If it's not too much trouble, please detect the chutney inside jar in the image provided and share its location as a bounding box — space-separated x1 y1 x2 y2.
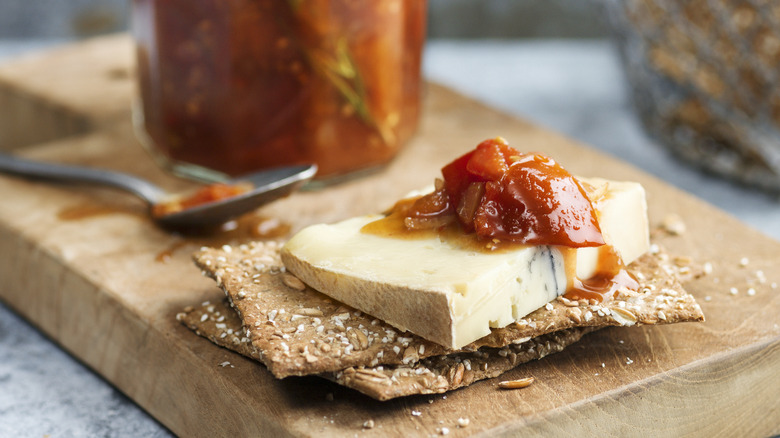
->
132 0 427 182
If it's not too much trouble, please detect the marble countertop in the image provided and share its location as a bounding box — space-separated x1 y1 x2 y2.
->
0 38 777 437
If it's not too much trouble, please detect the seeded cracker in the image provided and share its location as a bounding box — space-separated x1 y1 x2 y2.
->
182 241 703 399
179 299 595 400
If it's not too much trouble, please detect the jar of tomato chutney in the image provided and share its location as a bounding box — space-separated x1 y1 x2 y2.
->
132 0 427 182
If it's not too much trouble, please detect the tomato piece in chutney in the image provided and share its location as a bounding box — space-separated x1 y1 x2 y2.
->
405 137 605 248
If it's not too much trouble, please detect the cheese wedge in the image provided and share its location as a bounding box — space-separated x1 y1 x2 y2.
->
281 178 649 349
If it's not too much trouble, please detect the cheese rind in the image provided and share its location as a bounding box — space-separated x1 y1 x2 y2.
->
281 178 649 349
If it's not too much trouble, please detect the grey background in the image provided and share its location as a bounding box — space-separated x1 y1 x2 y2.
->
0 0 128 38
0 0 608 39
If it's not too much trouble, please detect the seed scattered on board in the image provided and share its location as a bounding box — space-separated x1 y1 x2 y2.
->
498 377 534 389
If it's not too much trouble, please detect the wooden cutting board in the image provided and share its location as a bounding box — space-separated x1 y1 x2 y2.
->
0 36 778 437
0 35 134 152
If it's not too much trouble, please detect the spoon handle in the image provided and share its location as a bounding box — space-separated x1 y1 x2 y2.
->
0 152 166 205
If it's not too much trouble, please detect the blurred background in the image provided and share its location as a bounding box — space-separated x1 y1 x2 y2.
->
13 0 775 218
0 0 623 181
0 0 606 39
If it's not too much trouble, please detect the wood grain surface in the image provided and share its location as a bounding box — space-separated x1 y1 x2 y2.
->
0 34 133 151
0 36 778 437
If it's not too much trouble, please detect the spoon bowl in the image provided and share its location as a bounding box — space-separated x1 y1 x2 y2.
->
155 164 317 231
0 152 316 232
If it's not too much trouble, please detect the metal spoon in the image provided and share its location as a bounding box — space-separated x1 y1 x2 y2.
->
0 152 316 231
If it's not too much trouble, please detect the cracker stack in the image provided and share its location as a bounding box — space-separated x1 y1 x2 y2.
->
177 241 703 400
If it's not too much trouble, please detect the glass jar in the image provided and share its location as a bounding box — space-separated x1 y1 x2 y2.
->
132 0 427 182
